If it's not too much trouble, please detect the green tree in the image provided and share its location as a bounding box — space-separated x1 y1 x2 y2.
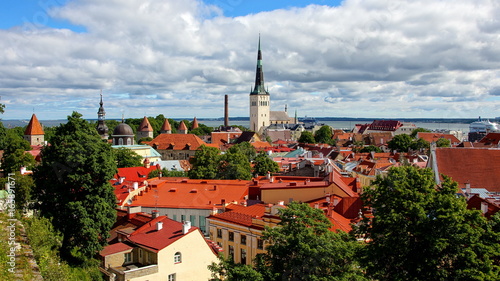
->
219 150 252 180
410 137 430 151
357 166 500 280
112 147 143 168
33 112 117 262
298 131 315 143
228 142 257 162
0 173 34 213
410 127 431 138
190 124 213 136
258 202 366 281
387 134 413 152
314 125 335 145
1 130 35 174
436 138 451 147
188 145 221 179
209 255 263 281
137 137 153 144
359 145 382 153
253 151 279 176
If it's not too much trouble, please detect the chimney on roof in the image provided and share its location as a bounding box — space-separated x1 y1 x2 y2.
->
277 200 284 206
152 210 159 218
224 95 229 127
465 182 471 197
157 221 163 231
133 182 138 190
119 177 125 184
183 220 191 234
314 203 319 209
481 202 488 214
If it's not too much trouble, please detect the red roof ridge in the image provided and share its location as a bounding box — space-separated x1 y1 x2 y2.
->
24 114 44 135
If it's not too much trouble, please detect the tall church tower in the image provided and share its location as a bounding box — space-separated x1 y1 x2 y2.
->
96 92 109 140
249 36 270 133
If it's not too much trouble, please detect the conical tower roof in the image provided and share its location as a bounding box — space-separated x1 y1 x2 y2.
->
24 114 44 135
161 119 172 131
192 117 199 129
138 116 153 132
178 121 188 131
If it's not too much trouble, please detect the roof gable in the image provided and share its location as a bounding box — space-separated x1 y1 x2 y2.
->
138 116 153 132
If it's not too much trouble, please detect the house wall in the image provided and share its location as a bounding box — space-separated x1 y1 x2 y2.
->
24 134 44 146
156 229 217 281
103 250 132 268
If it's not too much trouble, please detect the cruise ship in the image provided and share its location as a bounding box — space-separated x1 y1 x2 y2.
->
469 117 500 133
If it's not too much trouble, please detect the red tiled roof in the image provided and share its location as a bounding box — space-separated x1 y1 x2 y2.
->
146 134 206 150
434 148 500 192
127 216 198 252
161 119 172 131
126 178 250 210
114 166 159 183
99 242 133 257
478 133 500 147
138 116 153 132
24 114 44 135
368 120 402 131
417 132 460 144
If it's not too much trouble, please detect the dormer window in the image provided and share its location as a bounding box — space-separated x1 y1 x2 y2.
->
174 252 182 263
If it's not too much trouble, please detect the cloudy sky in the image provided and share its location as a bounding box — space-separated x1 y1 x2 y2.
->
1 0 499 121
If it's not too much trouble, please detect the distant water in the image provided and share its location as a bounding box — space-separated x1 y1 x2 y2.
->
199 120 471 134
3 119 471 134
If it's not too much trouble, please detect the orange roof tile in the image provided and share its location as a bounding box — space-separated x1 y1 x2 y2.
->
161 119 172 131
99 242 133 257
138 116 153 132
126 178 250 210
24 114 44 135
128 216 199 252
434 147 500 192
146 134 206 150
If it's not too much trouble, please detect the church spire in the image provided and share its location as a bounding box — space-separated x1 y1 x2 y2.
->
250 34 269 95
96 91 109 140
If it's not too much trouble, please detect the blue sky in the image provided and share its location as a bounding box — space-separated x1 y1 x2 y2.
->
0 0 498 120
0 0 341 30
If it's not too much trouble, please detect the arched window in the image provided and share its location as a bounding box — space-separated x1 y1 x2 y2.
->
118 138 124 145
174 252 181 263
126 138 132 145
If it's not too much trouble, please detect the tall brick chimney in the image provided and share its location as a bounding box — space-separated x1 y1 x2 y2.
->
224 94 229 127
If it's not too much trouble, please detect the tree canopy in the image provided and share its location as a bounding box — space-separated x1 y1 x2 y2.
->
188 145 221 179
253 151 280 176
257 202 366 281
356 166 500 280
33 112 117 262
387 134 414 152
112 147 143 168
314 125 335 145
1 130 35 174
298 131 315 144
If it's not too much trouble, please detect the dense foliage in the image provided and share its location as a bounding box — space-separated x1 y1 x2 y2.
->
112 147 143 168
253 151 280 176
298 131 315 143
33 112 117 262
357 166 500 280
314 125 335 145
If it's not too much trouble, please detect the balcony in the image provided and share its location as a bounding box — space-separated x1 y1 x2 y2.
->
101 264 158 281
